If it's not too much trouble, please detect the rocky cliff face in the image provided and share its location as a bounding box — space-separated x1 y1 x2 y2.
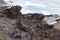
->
0 6 60 40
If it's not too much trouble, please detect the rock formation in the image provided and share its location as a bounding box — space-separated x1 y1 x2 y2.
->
0 5 60 40
3 6 22 19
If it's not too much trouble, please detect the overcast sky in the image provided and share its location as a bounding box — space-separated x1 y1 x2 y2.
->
1 0 60 15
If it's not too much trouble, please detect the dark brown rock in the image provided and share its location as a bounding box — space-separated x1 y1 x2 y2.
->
3 6 22 19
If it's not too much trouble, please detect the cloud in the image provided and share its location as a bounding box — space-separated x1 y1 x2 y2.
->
3 0 60 15
0 0 6 4
8 0 47 8
21 6 42 14
0 0 7 6
21 1 47 8
4 0 14 6
0 0 14 6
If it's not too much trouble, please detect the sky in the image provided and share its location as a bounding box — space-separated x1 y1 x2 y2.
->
0 0 7 6
1 0 60 15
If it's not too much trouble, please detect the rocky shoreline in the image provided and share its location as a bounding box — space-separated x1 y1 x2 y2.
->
0 6 60 40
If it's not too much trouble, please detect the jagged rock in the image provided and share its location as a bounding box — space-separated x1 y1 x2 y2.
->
22 13 45 21
30 13 45 21
3 6 22 19
0 5 60 40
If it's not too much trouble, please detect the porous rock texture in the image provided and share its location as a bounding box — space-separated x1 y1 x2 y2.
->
0 6 60 40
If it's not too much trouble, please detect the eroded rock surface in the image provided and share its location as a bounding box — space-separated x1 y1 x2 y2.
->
0 6 60 40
